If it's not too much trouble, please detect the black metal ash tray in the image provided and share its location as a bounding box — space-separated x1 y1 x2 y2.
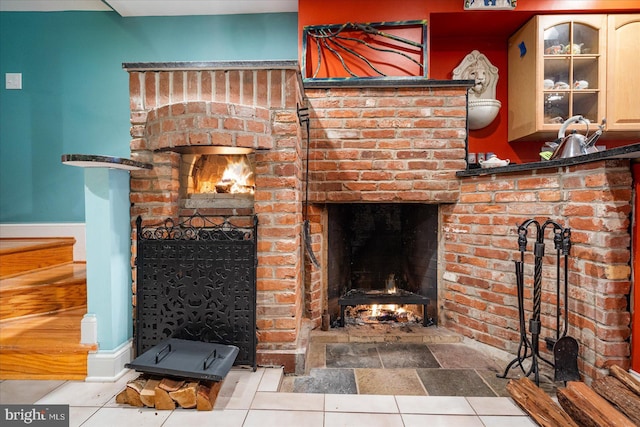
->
126 338 239 382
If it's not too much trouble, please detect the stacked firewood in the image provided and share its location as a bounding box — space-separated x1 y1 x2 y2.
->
116 375 224 411
507 365 640 426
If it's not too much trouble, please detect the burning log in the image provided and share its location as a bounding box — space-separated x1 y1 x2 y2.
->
215 181 233 194
117 375 223 411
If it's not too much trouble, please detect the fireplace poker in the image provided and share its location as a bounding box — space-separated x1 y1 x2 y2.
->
498 227 533 378
297 104 320 268
498 218 555 385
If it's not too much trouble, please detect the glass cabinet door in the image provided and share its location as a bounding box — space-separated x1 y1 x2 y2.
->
543 21 600 125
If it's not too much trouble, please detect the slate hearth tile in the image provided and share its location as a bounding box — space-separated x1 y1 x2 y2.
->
417 369 497 397
476 369 512 397
355 368 427 395
428 343 501 370
376 342 441 368
326 343 382 368
293 368 358 394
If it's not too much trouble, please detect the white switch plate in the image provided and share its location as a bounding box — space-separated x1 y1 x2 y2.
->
6 73 22 90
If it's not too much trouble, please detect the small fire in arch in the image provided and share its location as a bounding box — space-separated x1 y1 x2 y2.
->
192 154 255 195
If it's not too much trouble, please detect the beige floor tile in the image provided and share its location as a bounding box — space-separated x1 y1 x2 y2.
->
325 393 398 413
243 409 324 427
479 415 537 426
395 395 476 415
257 367 283 392
0 380 65 404
250 391 324 411
324 412 404 427
215 368 265 410
35 380 126 407
466 396 525 416
163 408 248 427
401 414 484 427
78 407 171 427
69 407 100 427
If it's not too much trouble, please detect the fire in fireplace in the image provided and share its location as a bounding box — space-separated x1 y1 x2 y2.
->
192 154 255 195
179 147 256 209
327 203 438 326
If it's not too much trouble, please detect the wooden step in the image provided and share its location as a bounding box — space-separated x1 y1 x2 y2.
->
0 307 96 380
0 238 75 278
0 262 87 321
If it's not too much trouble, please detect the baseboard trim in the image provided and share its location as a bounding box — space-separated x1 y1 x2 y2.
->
85 340 133 382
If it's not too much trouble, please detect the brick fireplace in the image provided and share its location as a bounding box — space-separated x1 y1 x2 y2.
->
124 61 469 373
124 61 632 382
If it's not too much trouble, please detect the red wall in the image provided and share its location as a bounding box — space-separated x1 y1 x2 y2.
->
299 0 640 164
633 163 640 373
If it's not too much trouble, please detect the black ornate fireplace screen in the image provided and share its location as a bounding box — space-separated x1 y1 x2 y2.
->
135 214 257 369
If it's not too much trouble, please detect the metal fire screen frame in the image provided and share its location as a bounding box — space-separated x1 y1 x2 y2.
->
302 20 427 81
135 214 258 370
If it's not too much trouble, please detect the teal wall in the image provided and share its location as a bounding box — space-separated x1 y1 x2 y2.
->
0 11 298 223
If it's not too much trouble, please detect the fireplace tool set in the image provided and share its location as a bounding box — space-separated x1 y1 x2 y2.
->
498 218 580 385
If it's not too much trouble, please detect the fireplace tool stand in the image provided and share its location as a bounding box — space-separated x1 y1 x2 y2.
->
498 218 578 385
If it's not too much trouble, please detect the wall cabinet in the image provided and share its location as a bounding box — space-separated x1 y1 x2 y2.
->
508 14 639 142
607 14 640 132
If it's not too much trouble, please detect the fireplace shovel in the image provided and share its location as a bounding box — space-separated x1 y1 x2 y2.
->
553 335 579 382
551 226 580 382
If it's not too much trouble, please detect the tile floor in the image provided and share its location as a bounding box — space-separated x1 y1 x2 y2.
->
0 367 535 427
0 326 541 426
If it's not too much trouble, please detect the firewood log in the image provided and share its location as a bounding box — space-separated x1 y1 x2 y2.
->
557 381 635 427
506 377 578 427
609 364 640 396
125 377 146 407
591 376 640 425
115 389 129 405
158 378 185 392
139 379 160 407
154 386 176 410
169 381 198 409
196 380 223 411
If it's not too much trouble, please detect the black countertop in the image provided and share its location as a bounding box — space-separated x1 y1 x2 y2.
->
457 143 640 177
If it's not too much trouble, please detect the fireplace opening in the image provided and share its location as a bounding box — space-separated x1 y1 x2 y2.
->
179 147 255 209
327 203 438 327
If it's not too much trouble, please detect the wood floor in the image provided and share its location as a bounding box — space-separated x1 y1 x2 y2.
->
0 238 96 380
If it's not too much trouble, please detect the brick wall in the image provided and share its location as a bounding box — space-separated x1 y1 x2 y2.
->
125 63 308 372
306 86 468 203
442 160 632 382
